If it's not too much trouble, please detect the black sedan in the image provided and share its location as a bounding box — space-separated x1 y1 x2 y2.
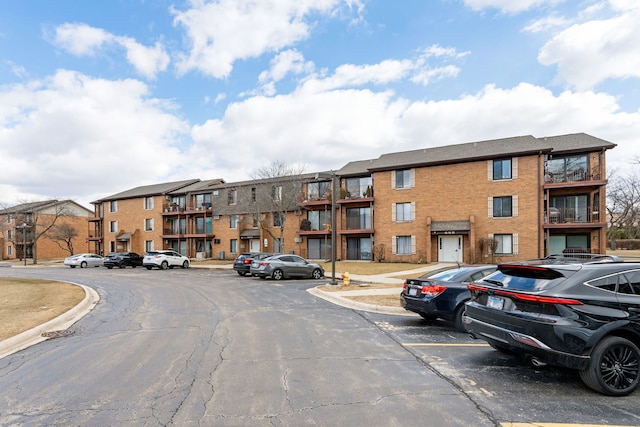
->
401 264 497 331
232 252 272 276
464 255 640 396
103 252 144 269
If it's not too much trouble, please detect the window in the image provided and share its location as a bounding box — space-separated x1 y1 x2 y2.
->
251 187 257 202
346 207 371 229
6 214 11 223
345 177 372 198
493 159 512 180
145 240 154 252
144 218 154 231
394 236 414 255
195 193 211 208
230 215 239 229
308 210 331 230
144 196 154 210
274 212 284 227
110 201 118 212
7 230 11 240
7 246 12 256
253 214 260 227
109 221 118 233
493 234 513 255
228 189 237 205
394 169 413 189
393 202 414 222
545 154 589 182
272 185 282 202
230 239 238 253
308 181 331 200
492 196 513 217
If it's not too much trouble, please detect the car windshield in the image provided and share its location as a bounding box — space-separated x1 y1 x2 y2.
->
480 265 569 291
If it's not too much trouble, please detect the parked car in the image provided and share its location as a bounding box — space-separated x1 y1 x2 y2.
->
233 252 272 276
143 250 190 270
250 254 324 280
64 253 104 268
401 264 497 331
464 254 640 396
103 252 143 269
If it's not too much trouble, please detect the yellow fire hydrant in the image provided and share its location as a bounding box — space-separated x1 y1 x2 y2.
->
342 271 350 286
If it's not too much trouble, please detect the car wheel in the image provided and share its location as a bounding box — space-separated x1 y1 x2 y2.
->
419 313 437 321
272 269 284 280
118 263 125 268
259 275 266 279
161 261 169 270
579 336 640 396
311 268 323 280
80 261 87 268
69 265 76 268
107 266 113 269
453 305 467 332
237 271 246 276
145 266 153 270
182 261 189 269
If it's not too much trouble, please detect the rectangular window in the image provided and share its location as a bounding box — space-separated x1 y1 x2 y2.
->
346 207 371 229
308 210 331 230
144 218 154 231
253 214 260 227
395 169 411 189
144 196 154 210
307 181 331 200
228 189 237 205
230 239 238 253
494 234 513 255
274 212 284 227
251 187 257 202
109 221 118 233
395 202 413 222
6 214 12 223
396 236 412 255
345 177 372 198
493 196 513 217
7 246 12 256
230 215 239 229
493 159 512 180
272 185 282 202
7 230 12 240
546 154 589 182
110 201 118 212
145 240 154 252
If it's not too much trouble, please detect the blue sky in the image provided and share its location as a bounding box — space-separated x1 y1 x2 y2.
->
1 0 639 208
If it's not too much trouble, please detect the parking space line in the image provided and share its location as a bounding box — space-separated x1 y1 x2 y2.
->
402 343 490 347
501 424 636 427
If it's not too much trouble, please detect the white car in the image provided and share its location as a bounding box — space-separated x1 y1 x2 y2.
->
143 250 190 270
64 253 104 268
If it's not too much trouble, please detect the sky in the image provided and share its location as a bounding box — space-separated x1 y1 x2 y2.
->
0 0 639 210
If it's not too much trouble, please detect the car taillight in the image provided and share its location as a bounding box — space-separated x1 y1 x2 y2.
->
420 285 447 296
467 284 582 305
244 258 252 264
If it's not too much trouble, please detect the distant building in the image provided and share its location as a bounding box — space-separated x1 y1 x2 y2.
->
0 200 93 261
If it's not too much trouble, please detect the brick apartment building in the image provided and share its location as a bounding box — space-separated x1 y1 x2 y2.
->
88 133 615 264
0 200 93 261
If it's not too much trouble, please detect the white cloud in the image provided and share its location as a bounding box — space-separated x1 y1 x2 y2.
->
538 6 640 90
462 0 564 14
0 70 188 207
258 49 314 83
50 23 169 79
171 0 362 78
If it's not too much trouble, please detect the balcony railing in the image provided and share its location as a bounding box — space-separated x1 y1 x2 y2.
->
544 167 602 184
545 207 601 224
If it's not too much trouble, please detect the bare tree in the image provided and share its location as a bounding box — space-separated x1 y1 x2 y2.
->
244 161 306 254
47 222 79 256
606 167 640 246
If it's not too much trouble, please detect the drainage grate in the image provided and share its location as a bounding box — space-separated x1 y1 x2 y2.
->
41 330 74 339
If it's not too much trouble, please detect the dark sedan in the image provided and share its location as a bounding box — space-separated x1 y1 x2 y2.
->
401 264 497 331
232 252 272 276
464 255 640 396
103 252 144 269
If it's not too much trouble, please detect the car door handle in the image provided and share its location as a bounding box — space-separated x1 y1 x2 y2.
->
628 307 640 313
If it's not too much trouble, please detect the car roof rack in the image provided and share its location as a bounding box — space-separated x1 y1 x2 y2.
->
542 253 624 264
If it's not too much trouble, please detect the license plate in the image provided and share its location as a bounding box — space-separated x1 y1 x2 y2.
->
409 288 418 296
487 296 505 310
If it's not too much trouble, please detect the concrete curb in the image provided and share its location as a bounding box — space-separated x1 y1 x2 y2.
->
307 286 419 317
0 283 100 359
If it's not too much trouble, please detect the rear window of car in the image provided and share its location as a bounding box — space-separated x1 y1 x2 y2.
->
480 264 570 291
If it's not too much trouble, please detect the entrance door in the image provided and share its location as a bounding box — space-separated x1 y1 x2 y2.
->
438 235 462 263
249 239 260 252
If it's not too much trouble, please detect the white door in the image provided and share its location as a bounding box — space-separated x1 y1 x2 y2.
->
249 239 260 252
439 235 463 263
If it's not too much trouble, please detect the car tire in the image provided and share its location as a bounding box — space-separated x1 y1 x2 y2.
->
272 269 284 280
182 261 189 269
237 271 246 276
145 266 153 270
453 305 467 332
80 261 87 268
118 263 125 268
579 336 640 396
311 268 323 280
161 261 169 270
419 313 437 321
106 265 113 269
69 265 76 268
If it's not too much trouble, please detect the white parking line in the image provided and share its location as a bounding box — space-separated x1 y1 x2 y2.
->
501 424 637 427
403 343 490 347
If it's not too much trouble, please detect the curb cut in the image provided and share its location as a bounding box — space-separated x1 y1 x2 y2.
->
307 286 418 317
0 283 100 359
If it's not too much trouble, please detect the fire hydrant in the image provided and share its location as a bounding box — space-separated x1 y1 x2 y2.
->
342 271 350 286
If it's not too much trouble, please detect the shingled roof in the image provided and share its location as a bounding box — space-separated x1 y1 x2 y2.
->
94 179 201 202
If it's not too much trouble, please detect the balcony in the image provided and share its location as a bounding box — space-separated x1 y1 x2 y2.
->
544 166 603 185
544 207 603 226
